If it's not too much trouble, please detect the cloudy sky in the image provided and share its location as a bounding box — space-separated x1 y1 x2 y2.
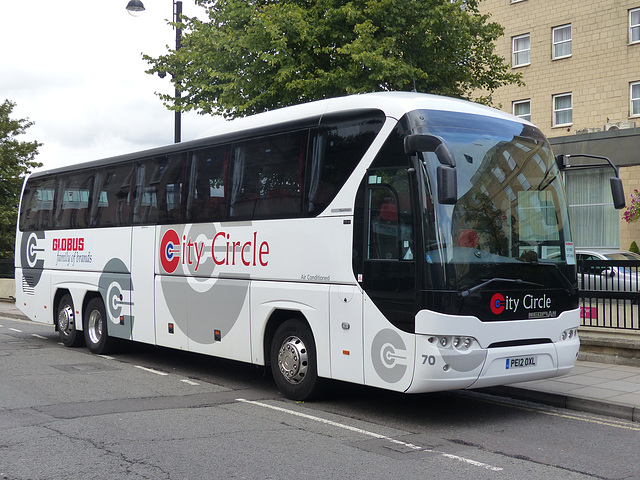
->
2 1 222 171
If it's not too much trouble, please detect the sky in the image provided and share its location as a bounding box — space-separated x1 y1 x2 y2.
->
1 1 223 171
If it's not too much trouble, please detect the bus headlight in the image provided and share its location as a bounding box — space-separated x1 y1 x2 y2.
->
560 328 579 342
429 335 477 350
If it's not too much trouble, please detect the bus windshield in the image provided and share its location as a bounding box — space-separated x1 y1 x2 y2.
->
415 112 574 293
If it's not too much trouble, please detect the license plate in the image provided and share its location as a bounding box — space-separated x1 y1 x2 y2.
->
505 356 537 370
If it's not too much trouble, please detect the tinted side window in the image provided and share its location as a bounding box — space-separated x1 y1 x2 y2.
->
19 177 55 231
53 171 94 229
307 110 385 215
188 146 229 223
91 163 134 227
230 131 307 219
133 155 187 225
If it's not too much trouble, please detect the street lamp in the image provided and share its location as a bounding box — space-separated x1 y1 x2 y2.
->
126 0 183 143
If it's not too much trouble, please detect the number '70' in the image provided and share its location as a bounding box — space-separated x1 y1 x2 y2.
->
422 355 436 365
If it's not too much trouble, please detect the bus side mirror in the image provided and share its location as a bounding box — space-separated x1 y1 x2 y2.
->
405 134 458 203
437 166 457 204
404 134 456 167
610 177 625 209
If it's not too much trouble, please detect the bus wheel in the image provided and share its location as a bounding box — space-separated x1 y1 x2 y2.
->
270 320 321 401
84 297 116 355
57 294 83 347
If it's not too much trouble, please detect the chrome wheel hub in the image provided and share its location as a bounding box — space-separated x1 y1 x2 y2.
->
277 335 308 384
58 305 74 334
87 310 103 345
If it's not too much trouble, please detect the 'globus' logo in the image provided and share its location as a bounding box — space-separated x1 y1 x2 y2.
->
160 229 180 273
490 293 505 315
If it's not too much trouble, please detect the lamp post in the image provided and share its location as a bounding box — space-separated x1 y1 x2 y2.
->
126 0 183 143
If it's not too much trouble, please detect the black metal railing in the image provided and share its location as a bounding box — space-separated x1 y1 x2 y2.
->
0 259 14 279
579 259 640 330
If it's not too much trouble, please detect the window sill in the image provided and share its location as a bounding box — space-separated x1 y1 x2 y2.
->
552 55 572 61
512 63 530 69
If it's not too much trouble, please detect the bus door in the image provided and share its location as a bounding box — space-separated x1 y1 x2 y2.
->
361 167 418 390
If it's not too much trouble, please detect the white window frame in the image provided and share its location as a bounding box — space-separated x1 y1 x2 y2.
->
553 93 573 127
513 99 531 122
631 82 640 117
512 34 531 67
630 8 640 44
552 24 572 59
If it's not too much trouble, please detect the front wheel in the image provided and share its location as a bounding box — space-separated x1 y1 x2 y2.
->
270 320 321 401
84 297 117 354
57 294 84 347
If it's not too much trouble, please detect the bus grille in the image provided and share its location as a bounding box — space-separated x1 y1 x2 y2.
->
488 338 552 348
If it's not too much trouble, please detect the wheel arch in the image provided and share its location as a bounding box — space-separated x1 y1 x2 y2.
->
263 309 313 367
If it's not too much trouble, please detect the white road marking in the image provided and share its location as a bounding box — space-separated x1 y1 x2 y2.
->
9 328 22 333
236 398 503 471
31 334 47 339
135 365 169 376
181 379 200 386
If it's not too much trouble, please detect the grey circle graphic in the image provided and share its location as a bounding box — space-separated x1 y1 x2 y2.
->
371 329 408 384
20 231 45 287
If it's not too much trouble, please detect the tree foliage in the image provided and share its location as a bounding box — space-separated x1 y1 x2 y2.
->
144 0 521 118
0 100 42 258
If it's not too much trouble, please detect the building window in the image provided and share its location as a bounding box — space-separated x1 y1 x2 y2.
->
631 82 640 116
565 168 620 249
553 93 573 126
631 8 640 43
512 34 530 67
513 100 531 122
552 24 572 59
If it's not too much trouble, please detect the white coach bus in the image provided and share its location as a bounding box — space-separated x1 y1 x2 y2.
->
15 92 597 400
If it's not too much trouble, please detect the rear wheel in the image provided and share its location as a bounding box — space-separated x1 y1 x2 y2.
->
84 297 117 354
57 294 84 347
270 319 321 401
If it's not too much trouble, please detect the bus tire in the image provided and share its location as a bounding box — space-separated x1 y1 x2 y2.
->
84 297 116 355
270 319 321 401
57 294 84 347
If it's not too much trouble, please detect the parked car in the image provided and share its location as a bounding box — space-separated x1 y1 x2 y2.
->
576 249 640 292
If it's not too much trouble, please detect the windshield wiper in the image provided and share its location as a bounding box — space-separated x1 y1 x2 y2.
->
459 278 544 298
534 260 578 296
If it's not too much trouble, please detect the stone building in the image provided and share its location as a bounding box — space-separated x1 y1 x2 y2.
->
477 0 640 250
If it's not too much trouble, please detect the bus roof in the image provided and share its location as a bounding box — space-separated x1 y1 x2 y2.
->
29 92 530 178
196 91 525 138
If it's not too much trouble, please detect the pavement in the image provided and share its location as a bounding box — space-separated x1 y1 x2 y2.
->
3 300 640 422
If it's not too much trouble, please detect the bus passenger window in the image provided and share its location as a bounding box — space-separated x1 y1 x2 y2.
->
54 173 93 229
188 146 228 223
308 111 385 216
19 177 55 231
230 131 306 219
133 155 187 225
91 163 133 227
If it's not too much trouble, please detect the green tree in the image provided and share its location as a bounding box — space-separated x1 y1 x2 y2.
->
144 0 521 118
0 100 42 258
